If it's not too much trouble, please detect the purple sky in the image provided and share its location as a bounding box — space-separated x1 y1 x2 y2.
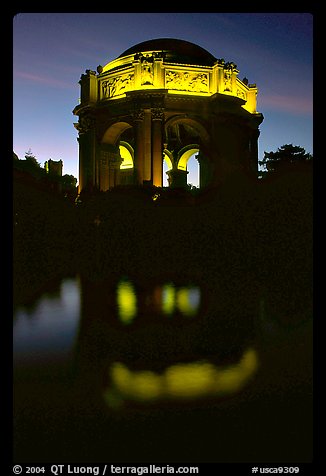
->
13 13 313 183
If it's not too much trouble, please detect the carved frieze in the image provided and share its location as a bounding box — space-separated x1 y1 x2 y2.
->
165 70 208 93
102 72 134 98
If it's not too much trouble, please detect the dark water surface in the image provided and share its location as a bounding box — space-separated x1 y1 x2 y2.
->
13 171 313 463
13 273 312 463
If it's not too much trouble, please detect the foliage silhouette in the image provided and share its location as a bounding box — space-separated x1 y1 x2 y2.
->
13 150 78 197
259 143 313 176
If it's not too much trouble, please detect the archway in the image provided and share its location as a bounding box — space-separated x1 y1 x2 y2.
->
186 153 200 188
119 142 134 186
119 143 134 169
101 121 132 145
178 146 200 188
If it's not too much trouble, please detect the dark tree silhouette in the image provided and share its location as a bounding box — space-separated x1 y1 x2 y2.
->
13 150 78 196
24 148 41 167
259 144 312 176
13 149 46 179
61 174 77 189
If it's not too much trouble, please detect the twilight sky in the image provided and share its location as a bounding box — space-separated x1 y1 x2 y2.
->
13 12 313 182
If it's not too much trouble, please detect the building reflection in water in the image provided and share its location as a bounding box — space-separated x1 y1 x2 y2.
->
162 283 201 317
116 278 201 324
80 276 259 408
13 271 312 462
116 278 137 324
13 277 80 362
104 348 258 407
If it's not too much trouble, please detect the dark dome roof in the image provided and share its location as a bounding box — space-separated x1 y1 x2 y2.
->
119 38 217 66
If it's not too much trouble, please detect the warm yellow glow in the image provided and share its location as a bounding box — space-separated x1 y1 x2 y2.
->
162 284 200 316
116 280 200 322
119 145 134 169
162 283 176 315
97 50 259 113
112 364 163 401
102 55 135 73
104 348 259 405
165 361 216 398
167 90 209 97
178 149 199 171
116 279 137 324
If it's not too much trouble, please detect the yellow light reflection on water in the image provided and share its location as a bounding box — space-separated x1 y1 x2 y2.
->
111 363 163 401
116 279 137 324
116 280 200 324
176 287 200 317
104 348 258 405
165 361 215 398
162 284 200 317
162 283 176 315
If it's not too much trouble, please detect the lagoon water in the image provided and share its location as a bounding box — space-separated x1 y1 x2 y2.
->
13 273 312 463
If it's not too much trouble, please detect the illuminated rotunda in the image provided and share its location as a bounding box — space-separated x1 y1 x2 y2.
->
73 38 263 192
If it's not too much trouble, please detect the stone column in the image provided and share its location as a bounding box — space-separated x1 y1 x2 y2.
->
195 149 212 188
248 129 260 175
143 109 152 183
152 108 164 187
108 151 122 188
196 151 204 188
133 109 145 185
74 115 96 193
98 147 122 191
99 155 109 191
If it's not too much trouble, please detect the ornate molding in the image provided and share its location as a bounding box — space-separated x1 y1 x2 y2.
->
151 108 164 121
75 115 96 134
132 108 145 122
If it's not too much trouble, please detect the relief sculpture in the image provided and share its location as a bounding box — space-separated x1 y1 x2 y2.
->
102 73 134 98
141 55 154 85
237 89 247 100
224 70 232 92
165 70 208 93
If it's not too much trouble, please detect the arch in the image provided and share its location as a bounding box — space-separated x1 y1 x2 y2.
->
163 150 174 187
165 115 210 146
186 154 200 188
119 142 134 169
101 121 132 145
177 145 200 188
177 145 200 171
163 149 173 170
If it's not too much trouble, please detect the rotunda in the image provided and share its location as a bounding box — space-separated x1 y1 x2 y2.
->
73 38 263 192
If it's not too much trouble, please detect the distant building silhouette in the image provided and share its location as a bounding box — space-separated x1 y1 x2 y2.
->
44 159 63 176
73 38 263 193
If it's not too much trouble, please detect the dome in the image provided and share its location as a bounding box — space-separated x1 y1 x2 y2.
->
119 38 217 66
